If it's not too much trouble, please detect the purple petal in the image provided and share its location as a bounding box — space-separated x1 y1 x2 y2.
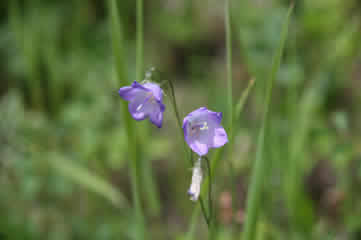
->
207 111 222 125
189 140 209 156
183 107 228 156
149 104 164 128
128 97 148 121
182 107 207 129
212 127 228 147
188 107 208 118
118 81 165 127
143 82 163 101
118 86 139 101
131 81 150 91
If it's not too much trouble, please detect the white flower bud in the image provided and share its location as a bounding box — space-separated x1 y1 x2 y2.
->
187 158 203 201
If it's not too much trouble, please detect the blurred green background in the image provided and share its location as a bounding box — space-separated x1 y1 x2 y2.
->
1 0 361 239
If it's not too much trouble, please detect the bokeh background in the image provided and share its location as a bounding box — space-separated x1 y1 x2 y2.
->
1 0 361 239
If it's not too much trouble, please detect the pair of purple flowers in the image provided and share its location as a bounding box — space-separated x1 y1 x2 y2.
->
119 80 228 200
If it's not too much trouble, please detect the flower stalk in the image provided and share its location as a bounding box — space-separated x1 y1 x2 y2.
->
165 78 211 227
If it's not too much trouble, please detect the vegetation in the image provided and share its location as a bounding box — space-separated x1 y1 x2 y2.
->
1 0 361 239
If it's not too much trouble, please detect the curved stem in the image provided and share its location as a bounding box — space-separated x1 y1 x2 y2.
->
200 198 210 226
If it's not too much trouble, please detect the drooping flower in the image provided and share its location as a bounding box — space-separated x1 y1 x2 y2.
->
188 157 203 201
183 107 228 156
118 81 165 128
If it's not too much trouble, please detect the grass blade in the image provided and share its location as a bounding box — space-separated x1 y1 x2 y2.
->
107 0 145 239
49 153 128 209
136 0 144 82
241 5 293 240
235 78 255 122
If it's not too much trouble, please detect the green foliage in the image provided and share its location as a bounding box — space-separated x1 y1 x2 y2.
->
1 0 361 239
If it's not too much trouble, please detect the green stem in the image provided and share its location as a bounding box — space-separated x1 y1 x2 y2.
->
205 156 213 224
108 1 145 239
225 0 238 229
225 0 233 132
136 0 161 218
136 0 144 82
200 197 210 226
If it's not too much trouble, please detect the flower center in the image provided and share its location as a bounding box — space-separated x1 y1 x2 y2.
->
190 121 208 137
136 92 155 111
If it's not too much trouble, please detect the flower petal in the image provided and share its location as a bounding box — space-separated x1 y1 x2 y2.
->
207 111 223 125
189 140 209 156
118 86 139 101
149 105 164 128
183 107 228 156
131 81 149 91
212 127 228 148
128 93 149 121
118 81 165 127
143 82 163 101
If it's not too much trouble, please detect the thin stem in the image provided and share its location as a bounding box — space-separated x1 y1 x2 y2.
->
200 198 210 226
167 78 183 133
136 0 144 82
225 0 237 229
225 0 233 131
205 156 213 224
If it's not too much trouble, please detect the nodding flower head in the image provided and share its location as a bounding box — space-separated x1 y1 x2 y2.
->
118 81 165 128
183 107 228 156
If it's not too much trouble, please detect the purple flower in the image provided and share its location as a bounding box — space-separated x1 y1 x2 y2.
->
118 81 165 128
183 107 228 156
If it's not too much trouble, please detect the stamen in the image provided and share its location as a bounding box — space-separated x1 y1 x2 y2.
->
136 104 143 111
200 122 208 131
137 92 155 112
189 121 208 137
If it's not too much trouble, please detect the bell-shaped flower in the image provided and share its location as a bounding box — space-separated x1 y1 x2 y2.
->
118 81 165 128
183 107 228 156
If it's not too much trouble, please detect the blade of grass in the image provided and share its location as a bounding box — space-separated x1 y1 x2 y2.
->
224 0 234 232
136 0 144 82
285 77 324 236
141 151 161 217
42 36 61 116
107 0 145 239
235 78 255 122
48 153 128 209
135 0 161 218
9 0 43 110
241 5 293 240
226 0 233 133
